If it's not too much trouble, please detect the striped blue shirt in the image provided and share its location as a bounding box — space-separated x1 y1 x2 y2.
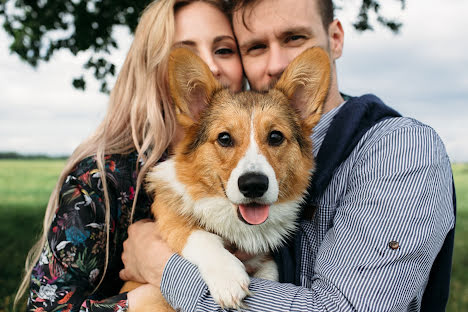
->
160 101 455 311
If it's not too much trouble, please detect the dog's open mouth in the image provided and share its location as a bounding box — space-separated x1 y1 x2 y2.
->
237 203 270 225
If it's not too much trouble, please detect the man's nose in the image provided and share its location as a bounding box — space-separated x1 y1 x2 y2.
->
266 46 288 80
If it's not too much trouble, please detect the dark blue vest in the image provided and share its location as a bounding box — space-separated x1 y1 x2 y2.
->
273 94 456 311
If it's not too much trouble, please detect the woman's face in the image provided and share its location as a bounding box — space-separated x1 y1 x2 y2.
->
174 1 244 92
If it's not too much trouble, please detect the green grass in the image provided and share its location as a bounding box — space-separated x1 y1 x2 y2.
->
447 163 468 311
0 159 66 211
0 159 466 311
0 159 65 311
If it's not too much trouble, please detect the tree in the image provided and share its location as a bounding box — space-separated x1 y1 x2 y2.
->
0 0 405 93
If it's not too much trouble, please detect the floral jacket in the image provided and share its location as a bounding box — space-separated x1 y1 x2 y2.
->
28 152 156 312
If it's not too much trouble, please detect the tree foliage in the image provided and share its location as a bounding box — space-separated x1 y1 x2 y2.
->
350 0 405 33
0 0 405 93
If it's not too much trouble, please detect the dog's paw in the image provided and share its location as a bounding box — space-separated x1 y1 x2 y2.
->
200 254 251 309
182 230 251 309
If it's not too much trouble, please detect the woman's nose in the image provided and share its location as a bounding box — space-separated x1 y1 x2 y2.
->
200 51 221 78
208 61 220 77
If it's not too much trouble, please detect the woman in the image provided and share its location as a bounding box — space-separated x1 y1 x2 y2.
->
16 0 243 310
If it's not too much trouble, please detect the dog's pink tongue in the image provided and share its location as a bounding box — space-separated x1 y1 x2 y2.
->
238 204 270 225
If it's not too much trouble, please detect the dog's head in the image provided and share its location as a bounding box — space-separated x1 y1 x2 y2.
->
166 47 330 252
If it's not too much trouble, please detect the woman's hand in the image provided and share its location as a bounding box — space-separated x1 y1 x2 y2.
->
119 219 175 287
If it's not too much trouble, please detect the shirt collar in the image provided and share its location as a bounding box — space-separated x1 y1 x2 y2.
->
311 101 346 157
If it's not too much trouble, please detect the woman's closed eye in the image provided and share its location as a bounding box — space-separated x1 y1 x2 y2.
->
215 47 235 56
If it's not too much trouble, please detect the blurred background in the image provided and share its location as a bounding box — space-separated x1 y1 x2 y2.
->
0 0 466 310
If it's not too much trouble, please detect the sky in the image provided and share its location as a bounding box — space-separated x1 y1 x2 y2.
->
0 0 467 162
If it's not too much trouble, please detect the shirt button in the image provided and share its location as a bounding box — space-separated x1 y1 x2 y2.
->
389 241 399 250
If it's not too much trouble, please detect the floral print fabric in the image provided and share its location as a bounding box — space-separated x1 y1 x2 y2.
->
28 152 154 311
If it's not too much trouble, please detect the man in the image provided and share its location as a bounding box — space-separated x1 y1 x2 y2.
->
121 0 455 310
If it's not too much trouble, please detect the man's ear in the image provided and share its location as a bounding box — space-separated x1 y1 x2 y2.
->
274 47 331 131
168 48 222 128
328 19 344 61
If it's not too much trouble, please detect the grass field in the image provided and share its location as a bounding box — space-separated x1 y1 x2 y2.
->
0 159 66 311
449 162 468 311
0 159 467 311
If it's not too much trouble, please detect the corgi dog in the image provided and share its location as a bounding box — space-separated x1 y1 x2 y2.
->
121 47 331 311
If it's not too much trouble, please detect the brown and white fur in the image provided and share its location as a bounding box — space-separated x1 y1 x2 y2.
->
121 47 331 311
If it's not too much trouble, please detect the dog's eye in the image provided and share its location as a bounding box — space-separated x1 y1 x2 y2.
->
268 131 284 146
217 132 233 147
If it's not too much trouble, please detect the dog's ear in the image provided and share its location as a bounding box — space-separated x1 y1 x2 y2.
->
168 48 222 128
274 47 331 131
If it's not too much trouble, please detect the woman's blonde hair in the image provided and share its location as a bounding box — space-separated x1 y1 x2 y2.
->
15 0 230 305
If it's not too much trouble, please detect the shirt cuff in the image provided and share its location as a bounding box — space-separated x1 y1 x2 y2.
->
160 254 208 311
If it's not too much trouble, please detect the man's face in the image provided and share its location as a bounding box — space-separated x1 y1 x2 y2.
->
233 0 341 91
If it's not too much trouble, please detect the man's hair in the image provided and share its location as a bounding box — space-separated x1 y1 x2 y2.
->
230 0 334 31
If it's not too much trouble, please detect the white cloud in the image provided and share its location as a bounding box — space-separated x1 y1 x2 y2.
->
336 0 468 162
0 25 132 156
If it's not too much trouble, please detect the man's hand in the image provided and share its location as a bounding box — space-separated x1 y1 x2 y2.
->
119 219 175 287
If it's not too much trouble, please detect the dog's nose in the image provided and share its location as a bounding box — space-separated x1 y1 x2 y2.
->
238 173 269 198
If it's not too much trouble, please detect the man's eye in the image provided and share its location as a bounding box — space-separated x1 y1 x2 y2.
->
286 35 306 43
247 44 266 53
